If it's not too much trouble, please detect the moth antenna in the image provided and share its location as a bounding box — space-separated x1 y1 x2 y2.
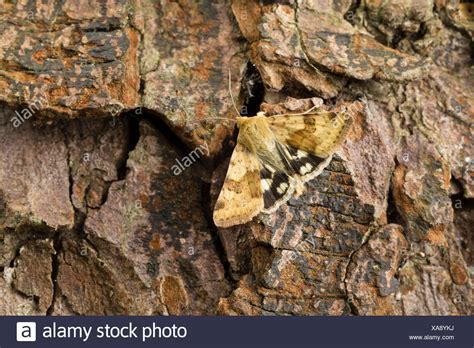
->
184 117 237 126
271 104 320 117
228 69 241 117
182 70 241 127
297 104 319 115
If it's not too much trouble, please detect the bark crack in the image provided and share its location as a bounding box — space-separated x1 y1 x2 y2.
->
45 124 76 315
45 232 61 315
342 224 377 315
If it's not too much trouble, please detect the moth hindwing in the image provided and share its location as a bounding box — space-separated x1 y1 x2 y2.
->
213 109 352 228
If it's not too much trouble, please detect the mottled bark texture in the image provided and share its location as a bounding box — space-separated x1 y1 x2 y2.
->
0 0 471 315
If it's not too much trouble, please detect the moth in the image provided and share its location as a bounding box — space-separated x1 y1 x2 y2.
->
213 106 354 228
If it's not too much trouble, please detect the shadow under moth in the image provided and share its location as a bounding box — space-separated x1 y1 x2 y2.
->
213 105 357 228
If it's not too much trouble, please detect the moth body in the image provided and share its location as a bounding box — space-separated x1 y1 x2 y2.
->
236 113 285 172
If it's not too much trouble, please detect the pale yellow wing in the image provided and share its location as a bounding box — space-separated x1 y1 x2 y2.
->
267 111 352 158
213 142 264 228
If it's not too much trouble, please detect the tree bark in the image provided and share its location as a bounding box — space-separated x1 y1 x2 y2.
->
0 0 471 315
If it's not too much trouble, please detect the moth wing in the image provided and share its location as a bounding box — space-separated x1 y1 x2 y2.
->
259 161 297 213
268 112 352 182
268 111 352 158
274 141 333 183
213 142 264 228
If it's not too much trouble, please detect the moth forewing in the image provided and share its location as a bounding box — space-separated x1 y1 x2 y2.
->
213 139 264 228
268 111 353 158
